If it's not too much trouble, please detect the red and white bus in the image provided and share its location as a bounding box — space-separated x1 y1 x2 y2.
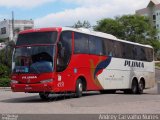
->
11 27 155 100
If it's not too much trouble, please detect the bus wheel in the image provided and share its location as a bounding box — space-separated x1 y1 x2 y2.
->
39 92 50 100
138 80 145 94
75 79 83 98
130 79 138 94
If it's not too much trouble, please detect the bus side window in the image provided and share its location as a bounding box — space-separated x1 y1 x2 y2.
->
140 47 147 61
136 46 147 61
104 39 114 57
57 31 72 72
114 41 123 58
146 48 153 62
89 35 105 56
132 45 137 60
74 32 89 54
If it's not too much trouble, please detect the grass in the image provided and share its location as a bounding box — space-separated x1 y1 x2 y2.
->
0 78 10 87
156 62 160 68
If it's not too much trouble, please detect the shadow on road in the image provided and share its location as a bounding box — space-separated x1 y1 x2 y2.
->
0 92 100 103
0 90 158 103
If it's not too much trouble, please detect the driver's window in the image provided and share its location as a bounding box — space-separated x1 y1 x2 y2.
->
57 31 72 72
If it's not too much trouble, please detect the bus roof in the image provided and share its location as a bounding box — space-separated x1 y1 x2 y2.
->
19 27 153 49
62 27 153 49
19 27 62 34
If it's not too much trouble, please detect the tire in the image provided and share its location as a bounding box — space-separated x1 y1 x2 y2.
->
100 90 116 94
39 92 50 100
75 79 83 98
130 80 138 94
138 80 145 94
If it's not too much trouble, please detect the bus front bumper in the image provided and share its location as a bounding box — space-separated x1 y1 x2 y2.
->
11 83 55 92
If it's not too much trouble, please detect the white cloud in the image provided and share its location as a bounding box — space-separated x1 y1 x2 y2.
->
35 6 109 27
35 0 151 27
0 0 55 8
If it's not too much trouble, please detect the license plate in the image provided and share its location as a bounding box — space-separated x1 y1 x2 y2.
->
25 87 32 90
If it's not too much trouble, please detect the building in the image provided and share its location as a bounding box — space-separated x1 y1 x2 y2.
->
0 19 34 42
136 0 160 39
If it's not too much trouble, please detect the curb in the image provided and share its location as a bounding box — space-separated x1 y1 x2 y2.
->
155 61 160 63
157 81 160 94
0 87 11 90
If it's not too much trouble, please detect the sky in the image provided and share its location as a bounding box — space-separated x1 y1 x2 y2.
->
0 0 154 28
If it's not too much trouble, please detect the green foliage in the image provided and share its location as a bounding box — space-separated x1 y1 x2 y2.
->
147 40 160 53
0 40 15 79
0 64 10 78
94 15 160 59
94 18 125 39
95 15 157 41
0 78 10 87
0 46 13 67
116 15 157 42
156 62 160 67
73 20 91 28
0 39 6 43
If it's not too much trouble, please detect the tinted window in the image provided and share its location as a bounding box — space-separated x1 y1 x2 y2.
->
145 48 153 62
12 46 55 74
89 36 105 55
16 32 58 46
57 31 72 72
74 32 89 54
124 43 134 59
104 39 153 62
104 39 115 56
60 31 72 55
74 33 153 62
114 41 123 58
135 46 146 61
140 47 147 61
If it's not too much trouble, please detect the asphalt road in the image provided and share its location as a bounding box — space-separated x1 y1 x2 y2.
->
0 69 160 114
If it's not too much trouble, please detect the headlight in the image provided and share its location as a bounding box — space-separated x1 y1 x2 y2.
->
11 80 18 84
40 79 53 83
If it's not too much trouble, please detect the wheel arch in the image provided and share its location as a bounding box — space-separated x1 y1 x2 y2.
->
74 75 87 91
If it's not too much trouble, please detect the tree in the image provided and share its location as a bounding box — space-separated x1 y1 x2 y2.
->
94 18 125 39
0 39 5 43
95 15 157 42
94 15 160 58
0 40 15 78
73 20 91 28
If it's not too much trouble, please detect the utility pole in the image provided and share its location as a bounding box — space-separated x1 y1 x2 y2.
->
5 11 15 64
12 11 15 40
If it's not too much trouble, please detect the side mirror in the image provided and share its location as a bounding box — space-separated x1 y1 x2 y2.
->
57 42 65 58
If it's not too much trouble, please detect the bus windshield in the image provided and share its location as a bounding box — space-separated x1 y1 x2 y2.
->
12 46 55 74
16 32 58 46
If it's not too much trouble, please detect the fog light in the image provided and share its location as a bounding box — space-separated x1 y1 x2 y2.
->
11 80 18 84
40 79 53 83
